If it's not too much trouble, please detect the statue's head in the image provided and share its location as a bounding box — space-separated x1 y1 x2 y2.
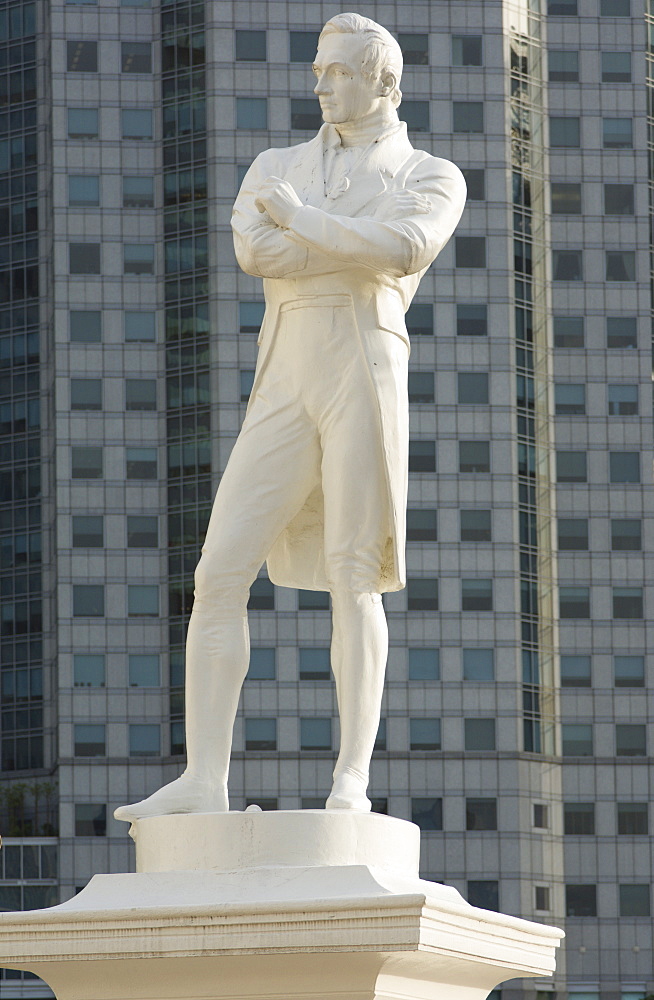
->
313 13 403 125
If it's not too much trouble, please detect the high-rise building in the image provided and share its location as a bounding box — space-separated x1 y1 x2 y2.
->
0 1 651 998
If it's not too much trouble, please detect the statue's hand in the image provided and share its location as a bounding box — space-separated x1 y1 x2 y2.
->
379 191 433 220
255 176 304 228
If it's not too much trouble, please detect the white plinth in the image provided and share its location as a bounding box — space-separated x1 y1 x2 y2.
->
0 811 563 1000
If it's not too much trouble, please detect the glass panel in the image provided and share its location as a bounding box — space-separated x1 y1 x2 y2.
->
299 648 330 680
70 310 101 342
125 311 156 341
244 718 277 750
399 33 429 65
129 724 160 756
452 101 483 133
248 648 276 680
127 585 159 616
452 35 482 66
289 31 319 63
463 649 494 681
74 654 105 687
560 654 591 686
235 30 266 61
408 648 439 681
129 654 160 687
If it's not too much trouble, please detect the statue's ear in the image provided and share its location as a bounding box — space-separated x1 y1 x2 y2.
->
379 70 396 97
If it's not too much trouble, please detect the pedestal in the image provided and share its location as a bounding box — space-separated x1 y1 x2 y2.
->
0 810 563 1000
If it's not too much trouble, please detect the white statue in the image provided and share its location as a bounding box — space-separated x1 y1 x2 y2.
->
115 12 466 823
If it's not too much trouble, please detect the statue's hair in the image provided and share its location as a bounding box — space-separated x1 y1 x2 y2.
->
319 13 403 107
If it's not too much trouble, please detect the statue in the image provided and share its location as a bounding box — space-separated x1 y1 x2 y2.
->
115 12 466 823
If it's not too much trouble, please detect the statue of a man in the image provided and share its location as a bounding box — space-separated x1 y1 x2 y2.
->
115 12 465 823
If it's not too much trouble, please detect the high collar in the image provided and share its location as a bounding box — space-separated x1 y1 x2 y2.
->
325 108 402 149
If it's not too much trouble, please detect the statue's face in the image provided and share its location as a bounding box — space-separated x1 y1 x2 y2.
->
313 32 384 124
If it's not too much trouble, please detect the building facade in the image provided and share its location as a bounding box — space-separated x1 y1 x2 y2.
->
0 1 651 998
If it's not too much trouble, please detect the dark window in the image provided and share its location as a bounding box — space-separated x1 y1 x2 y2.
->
606 251 635 282
548 0 578 12
245 718 277 750
121 42 152 72
463 648 494 681
553 316 584 348
617 802 648 835
121 109 153 139
551 182 581 214
459 441 490 473
411 797 442 831
604 183 634 215
533 804 549 828
453 101 484 133
75 804 106 837
408 371 434 403
609 451 640 483
460 509 491 542
248 578 274 610
467 881 499 911
236 98 267 130
407 578 438 611
290 98 321 131
68 107 99 138
74 654 105 687
564 802 595 834
566 884 596 917
452 35 482 66
562 723 593 756
559 586 590 619
300 717 331 750
461 169 485 200
123 176 154 208
600 0 630 13
124 244 154 275
555 383 585 414
408 648 440 681
616 724 646 756
126 447 157 479
466 798 497 831
299 648 330 680
235 29 266 61
409 718 441 750
125 378 156 411
457 304 487 336
298 590 329 610
558 518 588 550
245 798 278 811
74 724 105 756
248 648 276 680
560 654 591 687
611 519 641 550
457 372 488 404
405 302 433 336
70 243 100 274
461 578 492 611
129 724 160 756
464 718 496 750
239 301 265 333
371 797 388 814
71 446 103 479
548 49 579 81
409 440 435 472
406 508 437 541
71 378 102 411
69 175 99 207
550 116 580 147
72 515 103 548
603 118 632 148
400 101 430 132
601 51 631 82
289 31 319 63
399 33 429 65
376 716 387 751
239 370 254 401
613 587 643 619
70 310 101 343
552 250 582 281
535 887 551 911
619 885 650 917
125 311 156 342
128 585 158 617
556 450 587 483
129 654 159 686
127 515 158 548
614 655 644 687
67 40 97 72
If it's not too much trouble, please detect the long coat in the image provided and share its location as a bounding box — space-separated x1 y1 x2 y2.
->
231 120 466 593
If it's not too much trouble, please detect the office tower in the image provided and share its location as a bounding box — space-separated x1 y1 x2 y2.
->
0 2 651 999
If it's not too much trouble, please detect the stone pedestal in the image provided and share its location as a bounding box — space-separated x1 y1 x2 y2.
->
0 811 563 1000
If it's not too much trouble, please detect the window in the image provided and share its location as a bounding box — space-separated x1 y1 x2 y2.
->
558 519 588 551
461 579 493 612
68 107 99 139
298 590 329 610
553 316 584 348
562 723 593 756
74 723 105 756
556 450 586 483
466 798 497 831
560 655 591 687
548 0 578 11
614 655 644 687
235 29 266 61
566 884 596 916
601 0 630 13
411 797 442 831
609 451 640 483
242 648 274 681
128 584 158 617
129 724 160 756
121 109 153 140
616 724 646 756
617 802 648 835
409 440 435 472
121 42 152 73
459 441 490 473
533 804 549 828
245 718 277 750
399 33 429 65
71 378 102 411
611 519 641 554
554 383 585 415
71 446 103 479
124 378 156 412
464 718 496 751
607 316 637 349
73 654 105 687
125 311 156 342
601 51 631 82
452 35 482 66
124 244 154 275
299 648 330 680
69 243 100 274
457 372 488 404
619 885 650 917
121 0 151 6
407 578 438 611
73 585 104 617
535 886 551 911
69 175 99 207
550 117 580 147
405 302 433 336
300 717 331 750
564 802 595 834
408 371 434 403
408 648 440 681
245 798 277 811
126 447 157 479
551 183 581 214
123 176 154 208
406 509 437 541
457 304 487 336
400 101 430 132
72 515 103 548
604 183 634 216
460 509 491 542
74 804 106 836
239 301 265 333
70 310 101 343
124 652 160 689
453 102 483 133
613 587 643 619
552 250 582 281
409 718 441 750
559 586 590 619
607 251 636 282
467 881 499 911
248 578 274 610
290 98 321 131
127 515 158 548
603 118 632 148
461 169 485 200
67 41 97 72
289 31 319 63
463 649 494 681
548 50 579 81
236 98 267 130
